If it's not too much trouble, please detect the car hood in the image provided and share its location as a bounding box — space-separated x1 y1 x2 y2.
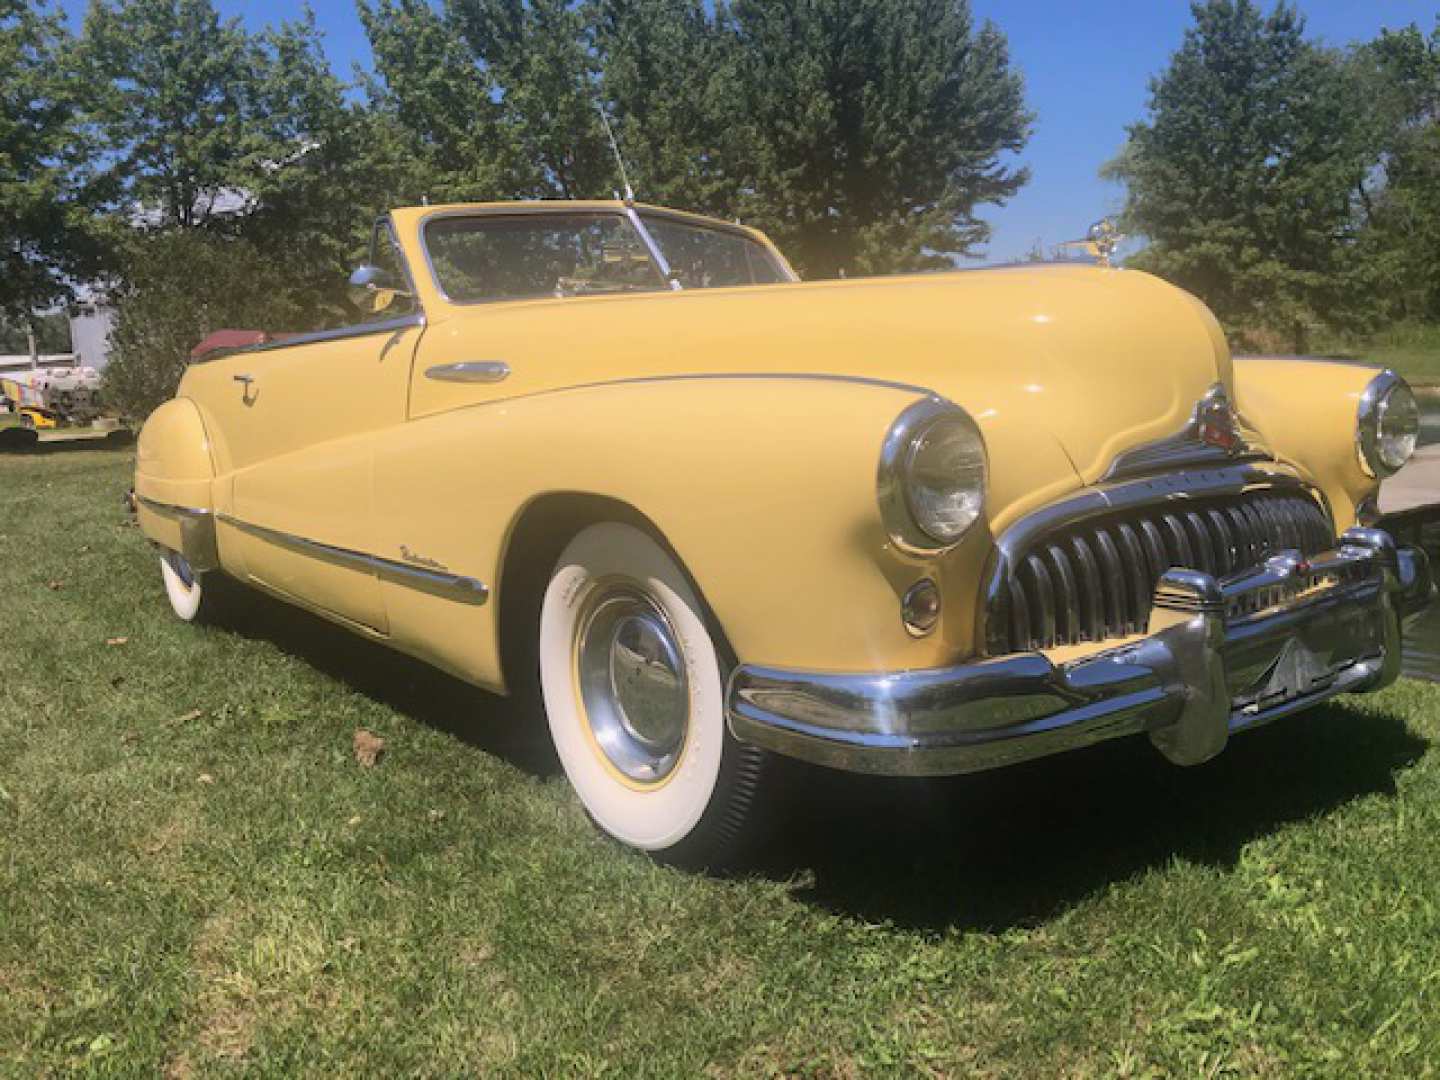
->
740 264 1234 486
428 264 1235 516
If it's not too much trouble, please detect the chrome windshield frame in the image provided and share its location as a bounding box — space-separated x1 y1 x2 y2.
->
418 207 670 305
635 207 800 284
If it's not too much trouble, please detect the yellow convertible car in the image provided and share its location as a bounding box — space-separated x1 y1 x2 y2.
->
135 200 1432 865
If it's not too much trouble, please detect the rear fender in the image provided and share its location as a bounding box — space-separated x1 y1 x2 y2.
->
135 398 220 569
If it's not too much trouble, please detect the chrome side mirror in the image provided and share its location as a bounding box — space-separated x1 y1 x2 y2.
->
348 265 411 315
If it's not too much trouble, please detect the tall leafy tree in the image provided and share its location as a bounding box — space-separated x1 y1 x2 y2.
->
448 0 612 197
358 0 520 202
0 1 105 336
1105 0 1372 349
78 0 266 229
592 0 741 211
358 0 1031 277
728 0 1031 278
1352 20 1440 322
239 12 422 315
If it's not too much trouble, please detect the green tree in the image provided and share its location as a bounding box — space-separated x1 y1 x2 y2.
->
79 0 266 229
728 0 1031 278
592 0 741 212
0 313 71 354
238 12 421 317
1105 0 1373 350
447 0 613 198
358 0 520 202
0 1 105 341
1353 20 1440 323
102 231 312 419
359 0 1031 277
78 1 411 347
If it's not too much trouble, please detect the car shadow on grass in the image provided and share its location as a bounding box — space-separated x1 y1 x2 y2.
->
751 704 1428 932
208 584 1426 934
211 584 562 778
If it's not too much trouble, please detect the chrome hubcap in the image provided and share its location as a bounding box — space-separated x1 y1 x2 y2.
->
576 586 689 783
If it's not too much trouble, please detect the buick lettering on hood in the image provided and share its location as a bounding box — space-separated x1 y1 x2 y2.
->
134 201 1433 866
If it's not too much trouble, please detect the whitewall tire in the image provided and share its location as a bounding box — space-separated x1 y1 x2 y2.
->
159 550 207 621
539 522 768 863
159 550 241 624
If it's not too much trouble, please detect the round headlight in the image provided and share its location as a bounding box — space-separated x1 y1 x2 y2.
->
878 398 987 553
1358 372 1420 478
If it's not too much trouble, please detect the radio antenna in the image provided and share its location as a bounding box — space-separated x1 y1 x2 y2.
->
597 105 636 203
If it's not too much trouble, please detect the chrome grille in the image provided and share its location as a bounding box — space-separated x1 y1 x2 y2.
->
987 490 1333 653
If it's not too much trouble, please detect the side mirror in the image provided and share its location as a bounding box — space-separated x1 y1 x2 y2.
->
348 265 411 315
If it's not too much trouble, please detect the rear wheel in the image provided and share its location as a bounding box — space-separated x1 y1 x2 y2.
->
158 550 237 624
539 522 769 866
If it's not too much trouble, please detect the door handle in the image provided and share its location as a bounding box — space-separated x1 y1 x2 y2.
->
233 374 255 386
425 361 510 384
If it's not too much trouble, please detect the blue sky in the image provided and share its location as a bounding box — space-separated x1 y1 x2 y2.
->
59 0 1440 262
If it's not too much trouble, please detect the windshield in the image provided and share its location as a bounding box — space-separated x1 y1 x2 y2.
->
424 213 666 303
639 214 789 289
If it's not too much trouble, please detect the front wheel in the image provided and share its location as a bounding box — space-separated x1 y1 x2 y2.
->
539 522 770 867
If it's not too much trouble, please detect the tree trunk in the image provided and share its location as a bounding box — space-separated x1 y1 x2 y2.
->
26 318 38 371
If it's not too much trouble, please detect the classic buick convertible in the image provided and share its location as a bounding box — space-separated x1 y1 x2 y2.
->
135 200 1432 864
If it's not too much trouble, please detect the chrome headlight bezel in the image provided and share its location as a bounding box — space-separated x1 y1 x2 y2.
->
877 396 987 555
1357 370 1420 479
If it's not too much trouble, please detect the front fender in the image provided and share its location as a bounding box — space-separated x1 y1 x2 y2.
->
374 376 1078 684
1233 357 1383 529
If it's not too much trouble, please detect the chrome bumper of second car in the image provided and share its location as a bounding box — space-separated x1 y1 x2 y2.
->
727 528 1434 776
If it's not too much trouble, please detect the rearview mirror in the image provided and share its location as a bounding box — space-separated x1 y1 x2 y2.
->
348 265 411 316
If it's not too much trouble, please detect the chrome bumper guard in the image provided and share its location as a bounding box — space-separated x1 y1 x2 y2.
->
727 529 1434 776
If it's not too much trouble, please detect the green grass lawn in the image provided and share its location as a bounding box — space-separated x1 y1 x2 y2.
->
3 449 1440 1075
1314 323 1440 385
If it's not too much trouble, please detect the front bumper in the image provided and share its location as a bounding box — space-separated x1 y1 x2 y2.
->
727 528 1434 776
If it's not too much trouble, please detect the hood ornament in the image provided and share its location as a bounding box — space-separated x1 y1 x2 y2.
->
1085 218 1123 268
1057 218 1124 268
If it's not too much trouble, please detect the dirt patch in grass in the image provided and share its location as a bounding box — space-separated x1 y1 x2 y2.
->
190 910 258 1062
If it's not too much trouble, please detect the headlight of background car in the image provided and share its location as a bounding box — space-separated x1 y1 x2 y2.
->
877 397 987 553
1357 371 1420 478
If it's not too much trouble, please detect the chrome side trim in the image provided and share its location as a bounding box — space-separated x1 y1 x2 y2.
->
424 370 936 408
188 314 425 364
136 496 211 521
729 528 1431 777
215 513 489 606
135 496 220 572
975 463 1329 654
425 361 512 384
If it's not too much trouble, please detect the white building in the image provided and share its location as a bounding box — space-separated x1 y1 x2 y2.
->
0 304 115 374
69 304 115 370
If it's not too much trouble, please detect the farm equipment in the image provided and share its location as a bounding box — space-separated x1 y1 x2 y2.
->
1 367 103 429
